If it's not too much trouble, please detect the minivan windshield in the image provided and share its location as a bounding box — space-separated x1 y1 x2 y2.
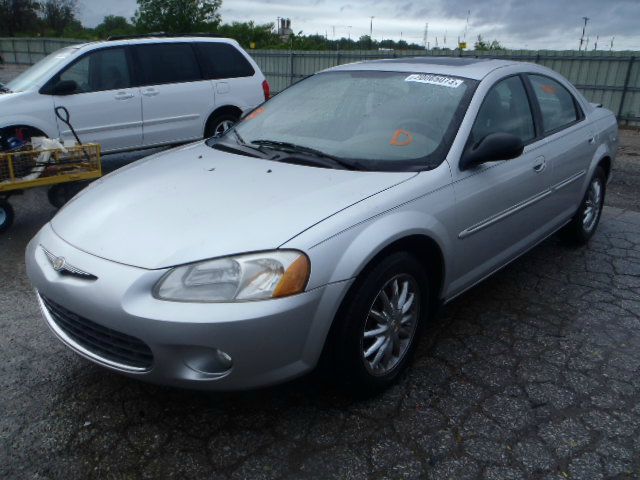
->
216 70 477 171
7 46 78 92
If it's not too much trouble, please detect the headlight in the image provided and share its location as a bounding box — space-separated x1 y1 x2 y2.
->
153 250 310 302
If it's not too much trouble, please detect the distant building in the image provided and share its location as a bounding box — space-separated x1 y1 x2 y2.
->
278 18 293 41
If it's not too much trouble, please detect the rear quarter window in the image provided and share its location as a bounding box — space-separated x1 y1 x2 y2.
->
528 74 581 134
195 42 255 79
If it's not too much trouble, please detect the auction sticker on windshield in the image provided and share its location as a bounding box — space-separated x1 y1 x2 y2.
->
405 74 463 88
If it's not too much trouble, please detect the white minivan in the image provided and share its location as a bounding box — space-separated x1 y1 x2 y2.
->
0 36 269 153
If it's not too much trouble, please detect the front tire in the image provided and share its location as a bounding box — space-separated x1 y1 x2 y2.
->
0 199 14 233
561 166 606 244
331 252 429 395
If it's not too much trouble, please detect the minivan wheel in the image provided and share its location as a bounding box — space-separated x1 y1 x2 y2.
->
205 113 239 138
332 252 429 395
561 166 606 244
0 199 14 233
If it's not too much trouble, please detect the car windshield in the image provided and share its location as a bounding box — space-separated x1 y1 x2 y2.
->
219 70 477 171
7 46 78 92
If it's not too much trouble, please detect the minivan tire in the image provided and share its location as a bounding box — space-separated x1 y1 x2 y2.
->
205 113 239 138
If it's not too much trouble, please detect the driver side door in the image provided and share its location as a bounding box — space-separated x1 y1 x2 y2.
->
447 74 554 296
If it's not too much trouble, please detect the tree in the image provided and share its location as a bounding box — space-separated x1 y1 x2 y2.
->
94 15 135 38
0 0 40 36
40 0 78 35
134 0 222 33
474 34 505 51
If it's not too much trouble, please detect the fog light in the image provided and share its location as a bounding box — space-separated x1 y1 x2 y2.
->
184 347 233 375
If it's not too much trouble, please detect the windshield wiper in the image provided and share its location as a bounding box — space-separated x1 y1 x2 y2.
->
250 139 365 171
0 85 11 94
206 128 272 159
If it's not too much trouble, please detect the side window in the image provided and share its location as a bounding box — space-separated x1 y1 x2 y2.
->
471 76 535 146
195 42 255 79
136 43 201 85
528 75 579 133
57 48 130 93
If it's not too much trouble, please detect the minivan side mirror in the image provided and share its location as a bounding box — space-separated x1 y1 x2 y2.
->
460 132 525 170
51 80 78 96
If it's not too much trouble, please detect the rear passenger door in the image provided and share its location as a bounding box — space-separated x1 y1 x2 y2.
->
194 42 262 111
133 43 215 146
525 74 596 220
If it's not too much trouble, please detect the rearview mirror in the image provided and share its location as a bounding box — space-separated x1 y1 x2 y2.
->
460 132 524 170
51 80 78 96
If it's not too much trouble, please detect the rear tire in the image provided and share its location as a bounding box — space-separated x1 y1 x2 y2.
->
330 252 429 396
48 182 89 209
204 112 239 138
0 199 14 233
561 166 606 244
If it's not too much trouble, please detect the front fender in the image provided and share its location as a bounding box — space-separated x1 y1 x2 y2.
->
310 208 453 289
0 114 58 138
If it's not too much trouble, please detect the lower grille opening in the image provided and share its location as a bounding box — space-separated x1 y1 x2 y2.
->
41 295 153 370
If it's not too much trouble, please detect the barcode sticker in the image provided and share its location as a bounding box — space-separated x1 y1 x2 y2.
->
405 74 463 88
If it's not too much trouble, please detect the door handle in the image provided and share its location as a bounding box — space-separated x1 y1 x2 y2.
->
588 136 596 144
115 92 134 100
142 89 159 97
533 158 547 173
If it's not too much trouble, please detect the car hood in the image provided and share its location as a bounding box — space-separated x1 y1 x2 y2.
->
51 142 416 269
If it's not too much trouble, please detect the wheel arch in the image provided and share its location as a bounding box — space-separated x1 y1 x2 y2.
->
203 105 243 137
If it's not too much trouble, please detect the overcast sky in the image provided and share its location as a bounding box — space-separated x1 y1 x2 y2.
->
78 0 640 50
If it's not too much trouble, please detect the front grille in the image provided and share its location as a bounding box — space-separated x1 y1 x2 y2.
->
41 296 153 370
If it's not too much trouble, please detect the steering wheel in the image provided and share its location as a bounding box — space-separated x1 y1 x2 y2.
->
397 118 442 142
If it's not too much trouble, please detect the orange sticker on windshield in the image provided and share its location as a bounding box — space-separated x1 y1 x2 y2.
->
541 84 556 94
390 129 413 146
246 107 265 120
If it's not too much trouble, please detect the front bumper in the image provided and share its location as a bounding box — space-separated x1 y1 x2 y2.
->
26 224 351 390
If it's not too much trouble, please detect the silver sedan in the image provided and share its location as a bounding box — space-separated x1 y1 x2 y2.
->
26 57 618 394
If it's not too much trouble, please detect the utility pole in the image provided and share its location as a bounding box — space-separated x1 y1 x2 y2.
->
594 35 599 51
423 22 429 50
347 25 352 41
610 36 615 51
579 16 589 51
464 10 470 41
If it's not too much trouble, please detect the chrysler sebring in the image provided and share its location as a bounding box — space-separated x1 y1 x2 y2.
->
26 57 618 393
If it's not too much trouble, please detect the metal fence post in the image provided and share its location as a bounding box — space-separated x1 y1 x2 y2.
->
618 56 635 120
289 50 294 88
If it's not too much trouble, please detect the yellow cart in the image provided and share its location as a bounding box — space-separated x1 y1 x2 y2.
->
0 143 101 232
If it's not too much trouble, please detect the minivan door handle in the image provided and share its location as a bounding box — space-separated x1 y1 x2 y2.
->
533 156 547 173
115 92 134 100
142 88 159 97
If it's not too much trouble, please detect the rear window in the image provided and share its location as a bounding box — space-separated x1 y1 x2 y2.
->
195 42 255 79
135 43 201 85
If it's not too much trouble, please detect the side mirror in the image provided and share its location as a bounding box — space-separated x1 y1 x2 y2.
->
51 80 78 96
460 132 524 170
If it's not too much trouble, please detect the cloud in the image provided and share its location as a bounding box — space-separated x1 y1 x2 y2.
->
77 0 640 49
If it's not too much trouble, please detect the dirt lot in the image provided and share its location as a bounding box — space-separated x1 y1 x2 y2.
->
1 81 640 477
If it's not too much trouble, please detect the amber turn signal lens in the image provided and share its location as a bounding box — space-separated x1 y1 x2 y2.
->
273 254 310 298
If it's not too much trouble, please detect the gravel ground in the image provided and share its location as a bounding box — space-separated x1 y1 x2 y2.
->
1 65 640 478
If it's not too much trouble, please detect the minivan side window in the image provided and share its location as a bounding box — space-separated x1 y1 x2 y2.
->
57 48 130 93
135 43 201 85
195 42 255 79
528 74 580 134
470 76 535 146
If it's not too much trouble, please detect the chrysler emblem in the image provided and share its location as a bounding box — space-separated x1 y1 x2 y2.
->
41 246 98 280
52 256 66 271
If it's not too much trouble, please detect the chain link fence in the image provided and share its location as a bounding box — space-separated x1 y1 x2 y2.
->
1 38 638 126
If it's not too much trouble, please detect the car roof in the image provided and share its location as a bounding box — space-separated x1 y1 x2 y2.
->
329 56 522 80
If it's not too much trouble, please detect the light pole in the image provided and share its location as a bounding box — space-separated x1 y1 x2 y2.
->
347 25 353 41
579 16 589 51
